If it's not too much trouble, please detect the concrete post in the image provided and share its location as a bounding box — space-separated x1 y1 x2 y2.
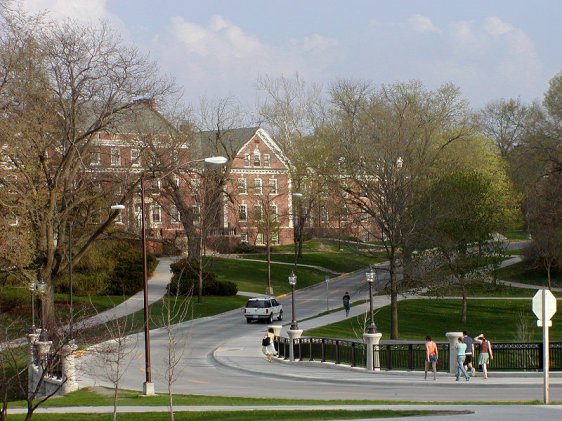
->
269 325 282 337
446 331 463 374
61 340 78 393
363 332 383 371
27 332 39 396
287 329 303 362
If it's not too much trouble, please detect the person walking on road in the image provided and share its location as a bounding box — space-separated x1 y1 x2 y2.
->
262 327 277 362
463 331 475 376
424 336 438 380
342 291 351 317
455 337 470 381
475 334 493 379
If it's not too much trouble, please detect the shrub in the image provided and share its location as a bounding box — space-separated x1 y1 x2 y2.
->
105 242 157 296
0 287 28 312
57 271 111 296
168 258 237 296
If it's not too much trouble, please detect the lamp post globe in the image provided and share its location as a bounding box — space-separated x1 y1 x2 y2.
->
288 271 298 330
366 267 377 334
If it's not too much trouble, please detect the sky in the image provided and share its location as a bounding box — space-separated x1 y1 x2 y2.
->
20 0 562 110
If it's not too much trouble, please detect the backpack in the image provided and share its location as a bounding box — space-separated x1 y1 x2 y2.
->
262 336 270 346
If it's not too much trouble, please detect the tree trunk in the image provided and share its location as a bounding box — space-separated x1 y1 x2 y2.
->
266 240 272 295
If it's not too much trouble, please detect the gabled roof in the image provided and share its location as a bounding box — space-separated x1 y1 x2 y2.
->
193 127 260 160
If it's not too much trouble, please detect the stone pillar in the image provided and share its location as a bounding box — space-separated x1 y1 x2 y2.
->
446 331 463 374
62 340 78 393
287 329 303 362
363 332 383 371
27 332 39 397
143 382 155 396
269 325 282 337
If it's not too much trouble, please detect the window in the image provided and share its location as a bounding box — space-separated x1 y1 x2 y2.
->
263 154 271 167
254 204 263 221
270 204 278 221
272 232 279 245
238 204 247 221
114 210 124 224
192 204 200 222
256 233 264 245
320 205 328 223
171 205 180 223
244 154 250 167
238 178 247 194
254 178 262 195
91 148 101 165
9 215 19 227
268 178 277 195
190 179 201 191
240 232 248 243
110 148 120 166
253 149 261 166
341 206 349 222
131 149 140 166
152 204 162 223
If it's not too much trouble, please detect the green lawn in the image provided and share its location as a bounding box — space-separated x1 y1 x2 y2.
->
205 256 327 295
422 281 540 298
306 298 562 342
8 410 441 420
494 261 562 288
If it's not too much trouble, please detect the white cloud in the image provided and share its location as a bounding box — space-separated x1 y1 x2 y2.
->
483 16 513 36
22 0 111 22
408 15 440 33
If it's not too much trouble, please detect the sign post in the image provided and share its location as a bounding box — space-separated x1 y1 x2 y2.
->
532 289 557 404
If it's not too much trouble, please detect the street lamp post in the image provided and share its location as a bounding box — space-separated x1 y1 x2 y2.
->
68 221 73 340
366 267 377 334
125 156 227 396
291 193 303 271
288 271 298 330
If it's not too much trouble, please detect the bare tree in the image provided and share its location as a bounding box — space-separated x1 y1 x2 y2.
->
329 80 472 338
157 270 192 421
0 9 176 330
89 314 137 421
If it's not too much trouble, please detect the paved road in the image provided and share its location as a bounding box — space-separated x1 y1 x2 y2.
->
75 256 562 416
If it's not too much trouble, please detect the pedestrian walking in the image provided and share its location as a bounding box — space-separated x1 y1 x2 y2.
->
475 334 493 379
424 336 438 380
342 291 351 317
262 327 277 362
455 337 470 381
462 330 475 376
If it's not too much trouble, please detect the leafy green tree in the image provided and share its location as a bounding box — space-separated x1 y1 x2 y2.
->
417 170 517 323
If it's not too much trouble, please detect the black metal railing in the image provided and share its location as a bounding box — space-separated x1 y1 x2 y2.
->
375 343 449 371
276 336 562 372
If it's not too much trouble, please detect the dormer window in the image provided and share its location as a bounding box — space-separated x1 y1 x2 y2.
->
263 154 271 167
253 148 261 166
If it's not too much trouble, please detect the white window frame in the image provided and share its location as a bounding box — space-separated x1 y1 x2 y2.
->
240 232 248 243
270 204 278 221
268 178 277 195
170 205 180 224
254 204 263 221
238 204 247 222
254 178 262 195
91 148 101 166
131 148 140 166
151 204 162 224
238 178 247 194
110 148 120 166
253 151 261 166
256 232 264 245
263 154 271 167
271 231 279 245
243 154 250 167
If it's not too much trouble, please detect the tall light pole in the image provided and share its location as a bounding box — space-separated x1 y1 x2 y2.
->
291 192 303 270
366 267 377 334
123 156 227 396
289 271 298 330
